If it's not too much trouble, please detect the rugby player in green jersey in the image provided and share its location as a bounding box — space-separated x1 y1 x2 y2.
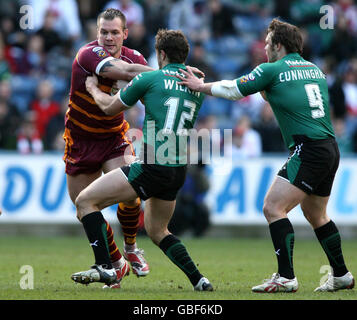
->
178 18 354 293
70 29 213 291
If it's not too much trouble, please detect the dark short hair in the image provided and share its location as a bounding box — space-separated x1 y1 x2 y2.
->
97 8 127 30
155 29 190 64
267 18 303 55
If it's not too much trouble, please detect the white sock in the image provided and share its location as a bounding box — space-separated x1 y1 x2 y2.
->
112 256 125 269
124 242 137 252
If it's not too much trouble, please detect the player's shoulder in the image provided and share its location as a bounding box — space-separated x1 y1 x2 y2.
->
79 40 100 53
77 40 110 59
120 46 147 65
255 61 280 73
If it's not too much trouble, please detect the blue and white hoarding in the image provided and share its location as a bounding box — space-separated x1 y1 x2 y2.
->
0 154 357 225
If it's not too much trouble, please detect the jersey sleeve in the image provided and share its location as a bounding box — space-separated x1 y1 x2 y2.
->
131 49 148 66
118 71 153 107
76 45 114 75
236 63 276 96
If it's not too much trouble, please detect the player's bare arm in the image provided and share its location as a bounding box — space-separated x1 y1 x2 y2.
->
86 75 128 115
178 67 243 101
99 59 153 81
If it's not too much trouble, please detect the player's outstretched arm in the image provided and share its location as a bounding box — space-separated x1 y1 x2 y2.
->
99 58 153 81
177 67 212 95
178 67 244 101
86 75 128 115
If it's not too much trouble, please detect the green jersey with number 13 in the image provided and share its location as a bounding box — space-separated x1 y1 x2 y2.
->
119 63 205 166
236 53 335 149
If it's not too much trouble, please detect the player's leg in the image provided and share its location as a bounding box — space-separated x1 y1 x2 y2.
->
67 172 125 281
66 172 102 204
301 194 354 291
252 176 305 293
103 154 149 276
144 197 213 291
72 168 138 285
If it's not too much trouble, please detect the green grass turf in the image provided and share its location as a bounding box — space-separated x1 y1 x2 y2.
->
0 235 356 300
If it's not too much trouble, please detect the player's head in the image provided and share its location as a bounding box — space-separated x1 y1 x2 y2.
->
154 29 190 69
265 18 303 62
97 8 128 58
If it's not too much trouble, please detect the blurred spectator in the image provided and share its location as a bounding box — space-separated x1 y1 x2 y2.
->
30 79 60 139
186 42 218 83
231 92 266 124
253 102 286 153
333 117 353 154
168 0 210 43
195 114 222 160
333 0 357 35
25 34 47 77
77 0 108 25
300 27 313 61
0 78 17 111
324 14 357 66
207 0 237 39
28 0 82 41
226 115 262 158
17 111 43 154
329 76 347 120
0 98 20 149
342 60 357 136
124 23 151 59
0 15 18 47
104 0 144 28
273 0 294 22
46 38 74 84
83 20 98 43
239 30 267 75
2 24 28 74
141 0 170 39
0 37 10 81
35 10 62 53
44 96 67 150
0 0 20 22
289 0 323 26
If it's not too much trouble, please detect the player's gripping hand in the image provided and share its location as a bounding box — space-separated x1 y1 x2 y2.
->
186 65 205 79
85 74 99 93
177 67 205 92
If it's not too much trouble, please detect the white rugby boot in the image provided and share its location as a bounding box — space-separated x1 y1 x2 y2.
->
314 271 355 292
71 264 117 286
252 273 298 293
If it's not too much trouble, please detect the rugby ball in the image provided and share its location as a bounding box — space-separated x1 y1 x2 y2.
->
111 80 128 95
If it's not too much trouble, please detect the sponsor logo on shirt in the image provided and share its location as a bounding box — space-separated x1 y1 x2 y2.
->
92 46 108 58
122 80 133 92
240 73 255 83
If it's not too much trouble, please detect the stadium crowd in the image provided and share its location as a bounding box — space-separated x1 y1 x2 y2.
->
0 0 357 156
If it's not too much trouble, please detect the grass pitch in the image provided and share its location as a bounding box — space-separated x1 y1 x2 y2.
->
0 235 356 300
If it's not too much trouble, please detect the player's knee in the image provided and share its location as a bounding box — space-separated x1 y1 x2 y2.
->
122 198 139 207
263 200 283 222
146 226 165 246
75 191 88 220
302 209 329 229
262 200 274 219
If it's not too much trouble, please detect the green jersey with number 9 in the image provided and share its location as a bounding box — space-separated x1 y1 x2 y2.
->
236 53 334 149
119 63 205 166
